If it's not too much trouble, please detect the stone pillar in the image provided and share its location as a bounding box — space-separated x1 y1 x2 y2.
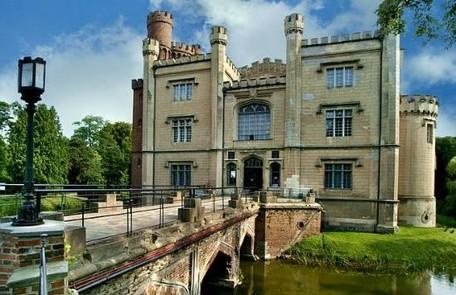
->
209 26 227 188
0 220 67 295
178 198 205 222
376 34 401 233
141 38 160 186
228 193 243 209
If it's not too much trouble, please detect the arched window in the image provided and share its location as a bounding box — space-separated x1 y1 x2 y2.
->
227 163 236 186
238 103 270 140
270 162 280 187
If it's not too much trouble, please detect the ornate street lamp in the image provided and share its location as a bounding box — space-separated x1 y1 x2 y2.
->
12 57 46 226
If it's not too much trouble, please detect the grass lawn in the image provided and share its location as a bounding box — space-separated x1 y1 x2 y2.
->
288 227 456 273
0 195 82 217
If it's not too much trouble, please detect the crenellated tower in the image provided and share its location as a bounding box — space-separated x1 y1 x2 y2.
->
398 95 439 227
147 10 173 59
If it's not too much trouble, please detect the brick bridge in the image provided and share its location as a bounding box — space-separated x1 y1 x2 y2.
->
0 192 322 295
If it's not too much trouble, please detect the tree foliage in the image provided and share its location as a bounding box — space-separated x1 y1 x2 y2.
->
96 122 132 186
67 137 104 184
436 137 456 199
377 0 456 46
7 104 69 184
72 115 106 148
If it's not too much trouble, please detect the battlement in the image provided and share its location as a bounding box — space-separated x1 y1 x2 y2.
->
400 95 439 116
147 10 173 23
284 13 303 35
143 38 160 47
211 26 227 35
153 53 212 67
225 56 240 78
239 57 286 79
302 31 379 46
171 42 203 56
223 75 286 90
131 79 143 90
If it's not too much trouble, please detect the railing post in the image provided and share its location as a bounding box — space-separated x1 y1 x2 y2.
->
39 233 48 295
81 202 85 228
222 187 225 210
130 198 133 235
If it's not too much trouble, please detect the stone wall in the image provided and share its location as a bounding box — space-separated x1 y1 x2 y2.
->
255 202 322 259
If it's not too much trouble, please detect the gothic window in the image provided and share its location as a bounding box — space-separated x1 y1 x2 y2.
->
326 109 352 137
171 164 191 186
270 162 281 188
324 163 352 189
227 163 237 186
173 82 193 101
172 118 192 143
238 103 271 140
327 66 354 88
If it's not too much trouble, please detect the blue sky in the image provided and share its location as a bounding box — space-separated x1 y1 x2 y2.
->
0 0 454 136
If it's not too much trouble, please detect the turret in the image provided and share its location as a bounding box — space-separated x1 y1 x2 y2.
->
398 95 438 227
209 25 228 187
284 13 303 147
147 10 173 59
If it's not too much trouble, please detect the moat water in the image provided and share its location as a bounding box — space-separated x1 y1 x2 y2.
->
214 260 456 295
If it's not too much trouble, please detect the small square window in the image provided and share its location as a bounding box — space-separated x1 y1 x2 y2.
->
272 150 279 159
228 151 235 159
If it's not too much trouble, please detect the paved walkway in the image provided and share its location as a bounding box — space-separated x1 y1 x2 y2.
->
64 198 227 242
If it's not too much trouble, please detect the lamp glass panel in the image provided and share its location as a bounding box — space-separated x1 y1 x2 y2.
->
35 63 45 89
21 63 33 87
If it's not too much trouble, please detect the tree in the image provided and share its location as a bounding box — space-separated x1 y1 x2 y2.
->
67 137 104 184
72 115 106 148
8 104 69 184
0 137 10 182
0 101 11 134
96 122 132 186
436 137 456 200
377 0 456 46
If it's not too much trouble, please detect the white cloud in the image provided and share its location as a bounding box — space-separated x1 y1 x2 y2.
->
406 48 456 84
0 19 143 136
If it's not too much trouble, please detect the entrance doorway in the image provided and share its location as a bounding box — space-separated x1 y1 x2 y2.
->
244 157 263 190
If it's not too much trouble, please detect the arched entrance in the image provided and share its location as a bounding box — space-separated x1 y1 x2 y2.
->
240 234 254 260
201 252 232 294
243 157 263 190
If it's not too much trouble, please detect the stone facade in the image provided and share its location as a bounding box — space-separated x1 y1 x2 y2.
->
131 11 438 231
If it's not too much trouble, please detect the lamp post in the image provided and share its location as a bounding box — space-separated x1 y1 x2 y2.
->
12 56 46 226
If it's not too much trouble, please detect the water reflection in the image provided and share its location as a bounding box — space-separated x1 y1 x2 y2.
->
215 261 456 295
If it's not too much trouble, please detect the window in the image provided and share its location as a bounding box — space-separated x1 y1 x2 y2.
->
172 118 192 143
327 66 354 88
171 164 191 186
270 162 281 187
238 103 271 140
427 124 433 144
228 151 235 159
324 164 352 189
173 82 193 101
326 109 352 137
271 150 280 159
227 163 236 186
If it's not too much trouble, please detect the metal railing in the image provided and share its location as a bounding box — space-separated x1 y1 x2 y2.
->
1 184 258 243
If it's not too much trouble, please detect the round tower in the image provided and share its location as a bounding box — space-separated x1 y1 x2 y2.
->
398 95 438 227
147 10 173 59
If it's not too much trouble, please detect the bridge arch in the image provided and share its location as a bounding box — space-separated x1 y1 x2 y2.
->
201 251 233 294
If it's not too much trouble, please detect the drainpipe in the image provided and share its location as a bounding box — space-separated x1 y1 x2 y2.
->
376 36 384 231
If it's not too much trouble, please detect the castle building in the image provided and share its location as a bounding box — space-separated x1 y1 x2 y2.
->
131 11 438 232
